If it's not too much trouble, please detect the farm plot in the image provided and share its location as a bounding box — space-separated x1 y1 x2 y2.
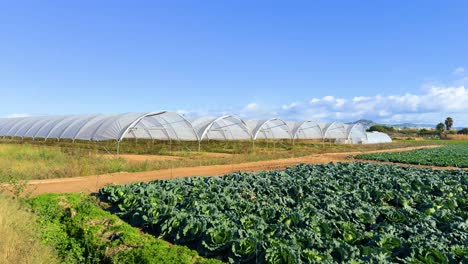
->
100 163 468 263
355 144 468 168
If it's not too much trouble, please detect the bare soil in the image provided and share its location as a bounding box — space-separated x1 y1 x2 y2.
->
20 145 455 196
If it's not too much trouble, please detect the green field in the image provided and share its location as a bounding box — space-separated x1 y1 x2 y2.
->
355 144 468 168
99 163 468 263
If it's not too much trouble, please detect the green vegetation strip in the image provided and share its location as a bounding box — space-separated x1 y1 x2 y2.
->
355 145 468 168
100 163 468 263
28 193 221 264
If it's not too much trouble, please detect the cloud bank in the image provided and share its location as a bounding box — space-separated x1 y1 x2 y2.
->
179 85 468 126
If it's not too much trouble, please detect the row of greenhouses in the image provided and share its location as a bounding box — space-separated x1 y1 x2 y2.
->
0 111 391 144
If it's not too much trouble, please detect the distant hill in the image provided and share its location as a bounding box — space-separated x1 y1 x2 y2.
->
346 120 464 130
389 123 464 130
346 119 463 130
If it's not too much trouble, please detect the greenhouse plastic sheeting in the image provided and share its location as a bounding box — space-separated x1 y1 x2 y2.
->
364 131 392 144
191 116 252 140
290 121 325 139
0 112 198 141
246 119 292 140
323 122 348 139
346 124 368 144
0 112 393 144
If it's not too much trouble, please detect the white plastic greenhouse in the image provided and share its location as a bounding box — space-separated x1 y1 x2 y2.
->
0 112 392 150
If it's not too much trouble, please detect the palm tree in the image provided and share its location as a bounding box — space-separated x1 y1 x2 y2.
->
445 117 453 131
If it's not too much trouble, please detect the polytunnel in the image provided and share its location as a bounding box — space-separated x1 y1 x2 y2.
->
364 131 392 144
0 112 198 142
345 123 368 144
191 115 252 141
0 112 394 147
323 122 348 140
289 121 324 140
246 119 292 140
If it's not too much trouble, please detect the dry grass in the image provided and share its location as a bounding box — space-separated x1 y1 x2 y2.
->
0 140 434 181
0 196 58 264
448 134 468 140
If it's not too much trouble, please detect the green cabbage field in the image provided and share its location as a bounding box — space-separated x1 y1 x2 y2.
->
100 163 467 263
355 145 468 168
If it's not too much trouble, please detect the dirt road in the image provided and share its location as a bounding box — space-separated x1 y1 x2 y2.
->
18 145 451 196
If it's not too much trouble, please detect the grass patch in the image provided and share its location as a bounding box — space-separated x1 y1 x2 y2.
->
0 195 59 264
28 193 222 264
0 138 455 182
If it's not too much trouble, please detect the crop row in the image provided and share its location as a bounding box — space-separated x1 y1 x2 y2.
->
355 145 468 168
100 163 467 263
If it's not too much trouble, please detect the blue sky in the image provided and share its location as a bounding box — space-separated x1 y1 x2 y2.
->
1 1 467 125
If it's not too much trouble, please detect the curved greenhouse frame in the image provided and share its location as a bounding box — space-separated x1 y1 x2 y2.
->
323 122 347 139
345 123 368 144
0 112 199 142
290 121 324 140
247 119 292 140
191 115 252 141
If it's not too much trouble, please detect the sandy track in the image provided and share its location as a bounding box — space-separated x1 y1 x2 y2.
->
19 145 449 196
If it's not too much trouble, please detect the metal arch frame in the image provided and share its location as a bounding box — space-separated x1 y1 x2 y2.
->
252 118 293 140
292 120 324 140
89 113 132 141
323 121 347 139
116 111 200 154
125 118 156 140
198 115 253 142
153 114 180 141
117 111 200 142
345 123 367 143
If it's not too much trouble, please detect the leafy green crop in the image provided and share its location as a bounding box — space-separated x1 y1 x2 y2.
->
100 163 468 263
355 145 468 168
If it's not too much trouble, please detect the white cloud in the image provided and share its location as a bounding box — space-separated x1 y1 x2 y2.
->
352 96 372 103
244 103 258 111
277 85 468 125
453 67 465 75
309 98 320 104
282 102 299 110
174 80 468 126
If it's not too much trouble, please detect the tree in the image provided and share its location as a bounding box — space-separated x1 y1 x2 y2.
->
445 117 454 131
436 123 445 134
368 125 395 133
458 128 468 135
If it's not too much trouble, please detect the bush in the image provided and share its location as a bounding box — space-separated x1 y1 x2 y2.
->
368 125 395 133
458 128 468 135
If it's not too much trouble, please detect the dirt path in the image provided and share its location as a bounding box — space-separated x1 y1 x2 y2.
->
19 145 450 196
